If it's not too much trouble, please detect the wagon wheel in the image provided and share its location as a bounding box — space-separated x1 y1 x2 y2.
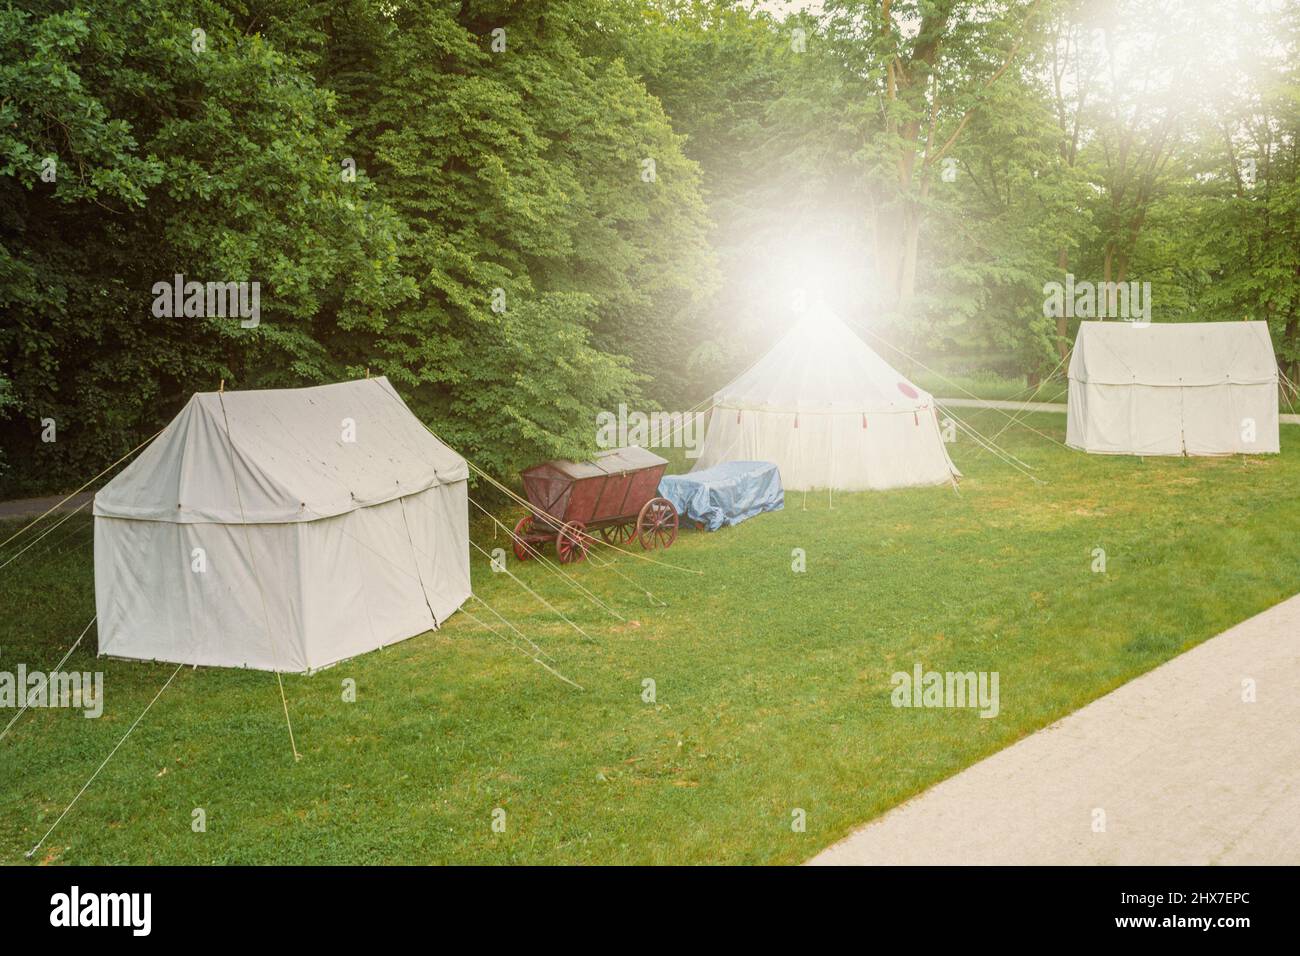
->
637 497 679 551
512 514 535 562
599 522 637 546
555 521 591 564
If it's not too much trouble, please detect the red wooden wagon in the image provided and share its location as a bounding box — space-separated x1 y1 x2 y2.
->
512 447 679 563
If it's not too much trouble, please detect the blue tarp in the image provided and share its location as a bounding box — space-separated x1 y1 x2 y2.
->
657 460 784 532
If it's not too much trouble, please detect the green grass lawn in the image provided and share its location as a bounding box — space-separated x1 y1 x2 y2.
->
906 369 1069 404
2 410 1299 865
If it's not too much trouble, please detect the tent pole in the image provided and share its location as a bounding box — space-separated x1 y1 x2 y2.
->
828 417 835 509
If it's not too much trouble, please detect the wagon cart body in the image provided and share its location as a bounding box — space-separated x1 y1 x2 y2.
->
512 446 679 563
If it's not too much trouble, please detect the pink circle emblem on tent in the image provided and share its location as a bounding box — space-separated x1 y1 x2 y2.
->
896 382 919 399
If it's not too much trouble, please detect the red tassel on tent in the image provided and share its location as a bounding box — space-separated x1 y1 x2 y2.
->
794 413 799 429
736 410 741 424
862 413 868 430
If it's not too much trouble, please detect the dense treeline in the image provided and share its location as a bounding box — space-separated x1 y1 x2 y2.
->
633 0 1300 378
0 0 714 489
2 0 1298 492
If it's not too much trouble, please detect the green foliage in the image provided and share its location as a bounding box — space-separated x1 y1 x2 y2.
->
327 0 715 448
629 0 1299 385
0 0 410 490
0 0 716 492
1 0 1297 493
1133 0 1300 376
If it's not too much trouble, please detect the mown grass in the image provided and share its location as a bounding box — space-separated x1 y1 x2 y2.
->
906 369 1069 404
1 410 1298 865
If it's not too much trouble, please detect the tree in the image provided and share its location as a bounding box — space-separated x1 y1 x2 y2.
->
306 0 716 472
0 0 718 490
821 0 1050 313
0 0 408 492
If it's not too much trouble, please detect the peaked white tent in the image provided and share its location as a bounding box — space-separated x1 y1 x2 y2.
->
1067 321 1279 456
692 307 959 490
94 377 470 672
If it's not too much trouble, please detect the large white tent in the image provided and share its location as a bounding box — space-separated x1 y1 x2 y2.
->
1066 321 1279 456
94 377 470 672
692 307 959 491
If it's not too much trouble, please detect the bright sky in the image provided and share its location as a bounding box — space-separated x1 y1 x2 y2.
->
755 0 823 14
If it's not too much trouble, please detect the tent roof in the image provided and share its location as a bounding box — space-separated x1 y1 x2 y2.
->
713 306 932 413
1069 321 1278 386
95 377 467 524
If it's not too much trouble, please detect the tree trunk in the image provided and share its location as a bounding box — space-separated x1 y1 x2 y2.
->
897 186 927 309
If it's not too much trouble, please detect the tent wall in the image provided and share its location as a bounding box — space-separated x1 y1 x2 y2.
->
1066 381 1279 456
95 480 470 672
95 517 309 671
694 407 956 491
1183 383 1279 455
300 481 469 669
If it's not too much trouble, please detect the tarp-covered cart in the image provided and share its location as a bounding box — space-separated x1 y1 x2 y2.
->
658 460 784 531
513 447 678 563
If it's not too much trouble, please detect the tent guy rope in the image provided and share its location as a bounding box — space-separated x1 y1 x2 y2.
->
459 602 581 689
0 498 91 572
0 426 165 555
465 536 601 645
301 498 571 677
986 348 1072 445
0 615 97 744
857 323 1067 451
467 495 626 621
25 662 185 860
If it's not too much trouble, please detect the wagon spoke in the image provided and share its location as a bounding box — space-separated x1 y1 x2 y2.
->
637 497 678 551
600 522 636 545
556 521 590 564
512 514 536 562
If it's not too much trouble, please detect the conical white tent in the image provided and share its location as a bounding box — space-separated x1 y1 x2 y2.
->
1066 321 1280 456
94 377 470 672
692 308 959 491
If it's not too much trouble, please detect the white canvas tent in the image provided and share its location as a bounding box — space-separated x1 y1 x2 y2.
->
692 307 959 490
1066 321 1279 456
94 377 470 672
